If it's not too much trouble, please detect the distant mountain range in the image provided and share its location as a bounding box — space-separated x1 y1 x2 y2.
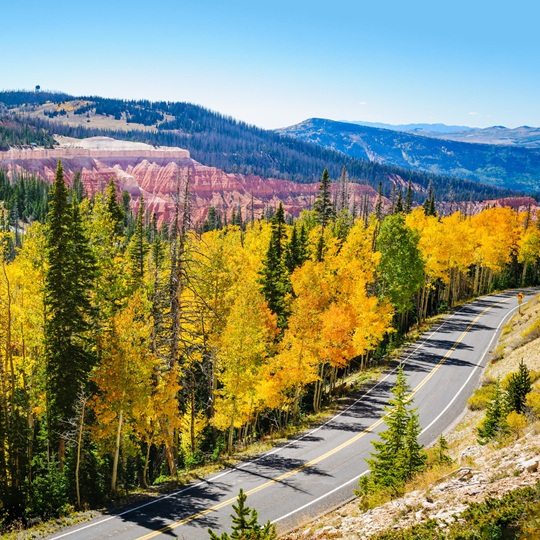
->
345 121 475 135
0 90 514 203
278 118 540 193
344 120 540 148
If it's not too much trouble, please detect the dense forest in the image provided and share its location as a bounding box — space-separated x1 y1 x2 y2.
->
0 91 516 202
0 161 539 532
0 120 56 151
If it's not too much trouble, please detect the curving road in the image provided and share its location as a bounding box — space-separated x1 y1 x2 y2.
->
49 289 536 540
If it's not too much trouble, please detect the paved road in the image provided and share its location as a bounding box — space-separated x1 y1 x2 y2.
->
50 289 536 540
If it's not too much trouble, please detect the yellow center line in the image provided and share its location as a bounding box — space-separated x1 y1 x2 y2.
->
136 306 491 539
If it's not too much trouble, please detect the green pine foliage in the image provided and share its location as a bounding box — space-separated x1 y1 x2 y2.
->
433 434 452 465
477 379 509 444
208 489 277 540
313 168 334 228
284 224 308 273
366 366 427 493
127 197 149 287
105 180 124 235
259 203 291 330
506 360 532 414
44 161 96 453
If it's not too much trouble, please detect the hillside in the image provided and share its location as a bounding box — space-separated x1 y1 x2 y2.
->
0 91 515 202
279 118 540 193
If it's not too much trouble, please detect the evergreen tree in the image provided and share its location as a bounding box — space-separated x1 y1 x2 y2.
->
105 180 124 235
45 161 95 458
423 185 437 216
506 360 532 414
259 203 290 330
375 181 383 221
72 171 86 203
398 410 426 480
336 166 350 213
434 434 452 465
367 366 412 491
477 379 508 443
127 197 149 287
313 169 334 227
394 191 404 214
404 181 413 213
284 224 308 273
208 489 277 540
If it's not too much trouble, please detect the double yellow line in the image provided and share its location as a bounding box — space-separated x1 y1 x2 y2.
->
137 306 490 539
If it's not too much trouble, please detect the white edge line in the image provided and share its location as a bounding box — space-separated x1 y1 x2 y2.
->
272 296 526 526
49 297 499 539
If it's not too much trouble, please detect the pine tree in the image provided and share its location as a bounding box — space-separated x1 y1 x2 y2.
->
394 191 404 214
285 224 308 273
423 185 436 216
375 181 383 221
313 169 334 227
208 489 277 540
367 366 411 490
127 197 149 287
105 180 124 235
259 203 290 330
404 181 413 213
336 166 350 213
434 434 452 465
506 360 532 414
72 171 86 203
398 410 426 480
477 379 508 443
45 161 95 459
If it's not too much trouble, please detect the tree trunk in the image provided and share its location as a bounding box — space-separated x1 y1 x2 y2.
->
75 398 86 508
111 408 123 493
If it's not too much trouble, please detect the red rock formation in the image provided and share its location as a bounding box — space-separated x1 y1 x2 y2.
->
0 146 380 225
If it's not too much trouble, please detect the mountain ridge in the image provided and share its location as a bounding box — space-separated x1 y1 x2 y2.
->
0 90 517 202
279 118 540 193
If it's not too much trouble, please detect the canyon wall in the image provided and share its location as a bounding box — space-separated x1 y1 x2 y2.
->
0 143 379 225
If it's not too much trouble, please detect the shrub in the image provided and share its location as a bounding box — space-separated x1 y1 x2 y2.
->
26 459 70 521
467 381 496 411
506 411 527 439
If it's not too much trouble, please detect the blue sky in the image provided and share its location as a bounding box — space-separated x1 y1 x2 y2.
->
1 0 539 128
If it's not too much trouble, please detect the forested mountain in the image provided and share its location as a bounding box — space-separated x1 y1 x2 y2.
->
0 90 516 202
279 118 540 193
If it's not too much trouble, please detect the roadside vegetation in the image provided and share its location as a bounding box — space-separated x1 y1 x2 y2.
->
1 160 540 535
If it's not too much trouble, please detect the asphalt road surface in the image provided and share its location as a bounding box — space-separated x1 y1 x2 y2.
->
49 289 536 540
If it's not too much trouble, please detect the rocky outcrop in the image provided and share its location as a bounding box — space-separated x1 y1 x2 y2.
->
284 433 540 539
0 137 379 225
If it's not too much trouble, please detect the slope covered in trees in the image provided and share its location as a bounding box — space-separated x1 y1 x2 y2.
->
0 165 539 531
0 90 515 202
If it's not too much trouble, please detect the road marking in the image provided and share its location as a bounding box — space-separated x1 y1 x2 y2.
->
50 293 477 540
135 305 492 539
272 300 522 526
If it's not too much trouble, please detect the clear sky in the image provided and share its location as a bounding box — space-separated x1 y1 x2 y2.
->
1 0 539 129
